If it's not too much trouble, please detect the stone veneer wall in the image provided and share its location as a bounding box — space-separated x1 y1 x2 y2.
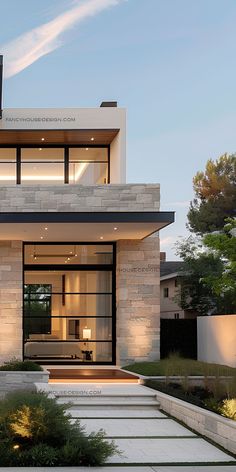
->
0 241 22 364
0 183 161 364
116 236 160 365
0 184 160 212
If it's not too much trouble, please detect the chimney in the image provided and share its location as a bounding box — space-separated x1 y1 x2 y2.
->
100 101 117 108
0 55 3 119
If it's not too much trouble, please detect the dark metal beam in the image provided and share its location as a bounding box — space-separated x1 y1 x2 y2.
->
0 210 175 224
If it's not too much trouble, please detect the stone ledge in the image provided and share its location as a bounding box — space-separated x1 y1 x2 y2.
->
154 390 236 455
0 370 49 397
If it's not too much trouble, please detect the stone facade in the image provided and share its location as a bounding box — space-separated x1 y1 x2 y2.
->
0 241 22 364
116 236 160 365
0 183 161 365
0 184 160 212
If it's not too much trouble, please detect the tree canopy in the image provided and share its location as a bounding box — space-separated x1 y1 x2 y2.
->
187 154 236 234
176 219 236 315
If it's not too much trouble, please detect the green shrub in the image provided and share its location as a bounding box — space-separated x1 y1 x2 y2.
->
60 432 118 467
0 390 119 466
0 390 76 447
19 444 59 467
0 359 43 371
219 399 236 420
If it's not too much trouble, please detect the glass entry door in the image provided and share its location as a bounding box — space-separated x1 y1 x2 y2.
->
23 243 115 364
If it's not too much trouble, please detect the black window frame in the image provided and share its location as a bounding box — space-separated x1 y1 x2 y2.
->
0 144 110 185
23 241 116 365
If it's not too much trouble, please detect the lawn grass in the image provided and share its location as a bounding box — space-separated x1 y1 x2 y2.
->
123 354 236 377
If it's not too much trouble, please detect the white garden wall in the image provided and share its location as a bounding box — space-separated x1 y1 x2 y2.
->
197 315 236 368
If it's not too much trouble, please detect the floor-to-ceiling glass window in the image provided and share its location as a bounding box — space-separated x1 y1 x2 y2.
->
0 148 16 184
23 243 115 363
0 146 109 185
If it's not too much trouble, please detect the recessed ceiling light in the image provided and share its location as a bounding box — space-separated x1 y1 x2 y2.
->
41 138 45 141
91 137 94 141
114 227 118 231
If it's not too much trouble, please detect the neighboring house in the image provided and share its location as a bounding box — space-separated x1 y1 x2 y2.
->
160 260 197 319
0 56 174 366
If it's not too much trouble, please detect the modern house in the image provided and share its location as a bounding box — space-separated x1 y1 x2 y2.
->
160 259 197 319
0 56 174 366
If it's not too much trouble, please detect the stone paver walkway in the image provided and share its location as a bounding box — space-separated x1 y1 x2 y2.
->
35 382 236 469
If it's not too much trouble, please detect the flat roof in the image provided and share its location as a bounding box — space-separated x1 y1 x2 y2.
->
0 211 174 241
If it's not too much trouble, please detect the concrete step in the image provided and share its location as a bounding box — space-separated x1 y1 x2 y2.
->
68 408 166 418
60 401 160 409
56 394 157 402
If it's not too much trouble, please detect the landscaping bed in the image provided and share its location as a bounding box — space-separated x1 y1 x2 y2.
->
123 355 236 377
124 356 236 421
0 390 118 466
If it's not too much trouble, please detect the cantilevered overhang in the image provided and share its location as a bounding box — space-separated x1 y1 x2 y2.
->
0 129 119 145
0 211 174 241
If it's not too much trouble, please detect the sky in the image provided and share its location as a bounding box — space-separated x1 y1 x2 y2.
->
1 0 236 259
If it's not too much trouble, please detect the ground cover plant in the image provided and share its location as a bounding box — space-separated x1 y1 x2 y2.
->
0 390 118 466
124 354 236 420
123 353 236 377
0 359 43 371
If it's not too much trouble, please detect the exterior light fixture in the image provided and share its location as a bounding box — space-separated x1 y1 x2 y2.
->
44 227 48 231
83 327 91 340
40 236 43 240
39 148 42 151
41 138 45 141
114 227 118 231
100 236 104 240
86 147 89 151
90 137 94 141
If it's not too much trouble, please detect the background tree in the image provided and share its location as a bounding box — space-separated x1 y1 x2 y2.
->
187 154 236 234
175 237 224 315
175 219 236 315
203 218 236 313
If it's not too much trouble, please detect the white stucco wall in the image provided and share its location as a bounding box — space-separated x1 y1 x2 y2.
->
197 315 236 368
0 107 126 184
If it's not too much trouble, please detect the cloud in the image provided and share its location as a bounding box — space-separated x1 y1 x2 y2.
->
1 0 122 78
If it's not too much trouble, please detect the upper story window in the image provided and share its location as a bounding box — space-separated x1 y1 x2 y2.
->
163 287 169 298
0 146 109 185
0 148 16 184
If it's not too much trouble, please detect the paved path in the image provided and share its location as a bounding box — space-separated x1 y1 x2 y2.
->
34 382 236 469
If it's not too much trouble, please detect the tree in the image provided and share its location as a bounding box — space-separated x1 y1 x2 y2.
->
175 237 224 315
187 154 236 234
203 218 236 312
175 219 236 315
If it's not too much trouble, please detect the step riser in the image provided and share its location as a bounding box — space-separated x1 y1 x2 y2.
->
64 404 160 411
57 399 159 405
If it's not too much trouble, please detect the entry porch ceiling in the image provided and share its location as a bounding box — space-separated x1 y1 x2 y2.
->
0 129 119 145
0 211 174 241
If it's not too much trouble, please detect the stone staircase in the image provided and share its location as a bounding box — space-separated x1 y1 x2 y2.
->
35 382 235 466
